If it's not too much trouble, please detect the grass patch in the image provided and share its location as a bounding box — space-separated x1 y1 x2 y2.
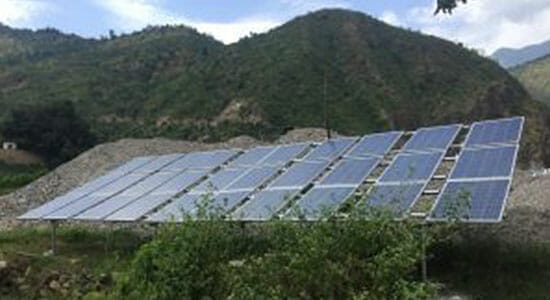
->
0 225 147 299
430 235 550 299
0 162 47 195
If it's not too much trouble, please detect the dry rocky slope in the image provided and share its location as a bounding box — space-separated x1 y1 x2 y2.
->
1 128 549 245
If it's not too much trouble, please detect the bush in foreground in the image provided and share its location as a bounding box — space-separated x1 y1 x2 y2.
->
115 206 441 299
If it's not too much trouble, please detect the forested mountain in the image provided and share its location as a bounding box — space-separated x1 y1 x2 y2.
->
492 40 550 68
512 55 550 106
0 9 549 164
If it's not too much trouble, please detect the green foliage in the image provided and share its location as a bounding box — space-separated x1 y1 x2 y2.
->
1 101 96 168
115 206 439 299
512 55 550 106
0 10 547 165
0 163 46 194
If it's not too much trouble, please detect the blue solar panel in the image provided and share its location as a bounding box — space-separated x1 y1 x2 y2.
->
201 191 250 215
18 191 86 220
261 144 309 166
162 150 236 171
379 152 443 183
288 187 355 220
74 195 137 220
304 138 356 161
347 132 402 157
450 146 517 179
403 124 460 152
193 168 248 192
233 188 300 221
110 156 154 175
42 173 146 219
229 147 277 167
269 161 329 188
119 172 175 196
364 183 425 216
150 170 207 195
148 191 249 221
224 166 278 191
429 180 510 222
465 117 523 148
320 158 379 185
106 194 173 221
134 154 185 173
74 172 176 220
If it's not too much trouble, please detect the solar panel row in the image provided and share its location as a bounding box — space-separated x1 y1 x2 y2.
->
429 117 524 222
18 117 523 223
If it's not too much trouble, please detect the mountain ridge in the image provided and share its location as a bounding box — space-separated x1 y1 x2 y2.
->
492 39 550 68
0 9 549 164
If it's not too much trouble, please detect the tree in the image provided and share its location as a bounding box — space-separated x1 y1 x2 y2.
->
435 0 468 15
1 101 97 168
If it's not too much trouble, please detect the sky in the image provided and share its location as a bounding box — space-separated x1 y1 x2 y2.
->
1 0 550 54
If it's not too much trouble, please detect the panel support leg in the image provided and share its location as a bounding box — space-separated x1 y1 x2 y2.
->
50 221 57 256
421 224 427 282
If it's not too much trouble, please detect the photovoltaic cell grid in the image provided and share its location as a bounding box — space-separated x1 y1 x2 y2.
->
18 117 523 224
147 144 309 221
429 118 524 222
465 117 523 148
403 124 460 153
346 132 402 158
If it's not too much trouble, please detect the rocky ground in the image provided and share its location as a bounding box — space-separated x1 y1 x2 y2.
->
1 128 549 245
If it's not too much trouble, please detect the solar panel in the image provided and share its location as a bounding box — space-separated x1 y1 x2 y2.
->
161 150 236 171
17 117 524 224
269 160 329 188
429 179 510 222
193 168 248 192
73 172 177 220
90 173 147 196
110 156 155 175
449 146 517 180
304 138 356 161
20 156 158 220
133 154 185 173
228 146 277 167
148 191 250 221
42 173 147 219
232 188 300 221
288 186 355 220
363 183 425 216
149 170 208 196
224 166 278 191
465 117 523 148
347 132 402 157
261 144 309 166
403 124 460 152
379 152 444 183
320 158 379 185
106 194 173 222
147 194 201 222
118 172 175 196
74 195 138 220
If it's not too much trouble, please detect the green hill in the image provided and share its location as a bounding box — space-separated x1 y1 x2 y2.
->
512 55 550 105
0 9 549 164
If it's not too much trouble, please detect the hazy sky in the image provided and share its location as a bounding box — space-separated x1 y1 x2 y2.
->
1 0 549 54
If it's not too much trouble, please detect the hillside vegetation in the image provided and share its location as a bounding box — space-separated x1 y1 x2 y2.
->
0 9 549 164
512 55 550 106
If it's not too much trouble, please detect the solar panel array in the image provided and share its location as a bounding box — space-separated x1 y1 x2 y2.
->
19 117 524 223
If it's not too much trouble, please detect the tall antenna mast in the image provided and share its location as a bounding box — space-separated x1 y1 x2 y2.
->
323 70 331 139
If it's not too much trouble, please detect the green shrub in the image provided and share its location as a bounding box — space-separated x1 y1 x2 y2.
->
114 203 440 299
